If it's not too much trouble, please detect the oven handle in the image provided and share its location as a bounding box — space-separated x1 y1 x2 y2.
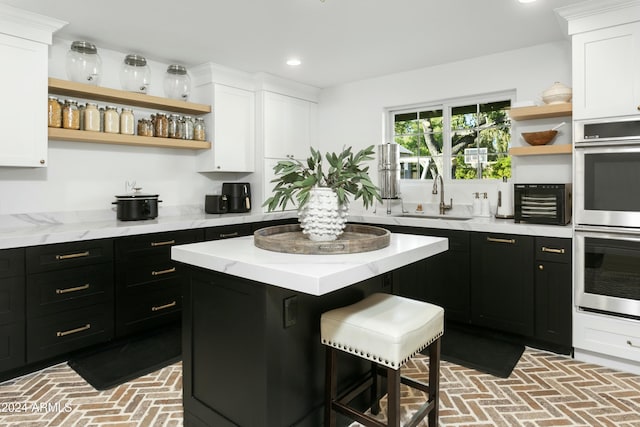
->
575 140 640 149
575 225 640 238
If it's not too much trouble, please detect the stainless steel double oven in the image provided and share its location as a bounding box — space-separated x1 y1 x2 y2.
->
574 116 640 319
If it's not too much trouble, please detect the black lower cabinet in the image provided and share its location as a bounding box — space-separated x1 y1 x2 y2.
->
534 237 572 354
389 226 470 323
0 248 25 372
182 266 390 427
471 232 534 337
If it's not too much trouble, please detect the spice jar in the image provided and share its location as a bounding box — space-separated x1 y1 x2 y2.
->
120 108 135 135
62 99 80 130
163 64 191 100
48 96 62 128
66 41 102 85
154 113 169 138
120 54 151 94
182 116 194 140
104 106 120 134
84 103 100 132
168 114 180 139
194 118 206 141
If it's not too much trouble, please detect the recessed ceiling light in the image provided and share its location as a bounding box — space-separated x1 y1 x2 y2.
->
286 58 302 66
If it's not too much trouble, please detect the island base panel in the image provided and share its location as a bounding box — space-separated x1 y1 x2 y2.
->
182 266 391 427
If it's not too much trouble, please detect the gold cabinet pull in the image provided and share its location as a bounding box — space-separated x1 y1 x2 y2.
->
150 240 175 247
538 264 544 270
219 232 239 238
57 323 91 337
542 246 565 254
151 267 176 276
486 237 516 244
152 301 177 312
56 283 90 294
56 251 90 260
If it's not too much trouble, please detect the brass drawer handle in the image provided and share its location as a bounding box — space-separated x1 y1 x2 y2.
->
56 283 90 294
542 246 565 254
219 232 239 238
150 240 175 247
57 323 91 337
486 237 516 244
56 251 90 260
151 267 176 276
152 301 177 312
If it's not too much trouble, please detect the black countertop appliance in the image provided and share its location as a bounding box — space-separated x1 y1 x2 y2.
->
222 182 251 213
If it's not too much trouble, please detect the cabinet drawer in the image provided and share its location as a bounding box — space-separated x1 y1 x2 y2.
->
535 237 571 264
205 224 252 241
574 310 640 363
27 263 114 318
26 303 113 363
26 239 113 274
0 248 24 279
116 229 204 260
0 276 25 324
117 256 183 292
0 322 25 372
116 286 181 336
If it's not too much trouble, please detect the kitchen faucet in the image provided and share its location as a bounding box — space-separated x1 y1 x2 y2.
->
432 174 452 215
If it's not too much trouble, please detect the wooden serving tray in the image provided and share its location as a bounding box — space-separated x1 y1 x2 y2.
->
254 224 390 255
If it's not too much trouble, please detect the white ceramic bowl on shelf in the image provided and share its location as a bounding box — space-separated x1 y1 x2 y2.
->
542 82 572 105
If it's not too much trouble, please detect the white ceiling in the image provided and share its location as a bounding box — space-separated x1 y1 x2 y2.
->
1 0 589 88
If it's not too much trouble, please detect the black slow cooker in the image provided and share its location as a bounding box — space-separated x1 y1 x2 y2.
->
113 189 161 221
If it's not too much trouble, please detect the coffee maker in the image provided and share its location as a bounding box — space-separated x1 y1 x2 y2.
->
222 182 251 213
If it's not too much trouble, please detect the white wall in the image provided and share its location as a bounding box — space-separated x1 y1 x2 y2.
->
0 38 246 215
317 41 573 214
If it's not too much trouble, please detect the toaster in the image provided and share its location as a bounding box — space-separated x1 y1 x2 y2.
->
205 194 228 214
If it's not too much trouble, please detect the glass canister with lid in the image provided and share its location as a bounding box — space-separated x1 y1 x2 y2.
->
120 54 151 94
194 118 206 141
120 108 135 135
48 96 62 128
182 116 194 140
84 102 100 132
104 106 120 134
62 99 80 130
66 41 102 85
163 65 191 101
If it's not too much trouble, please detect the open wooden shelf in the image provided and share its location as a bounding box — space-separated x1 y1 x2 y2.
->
509 144 572 156
48 78 211 115
509 103 572 121
49 128 211 150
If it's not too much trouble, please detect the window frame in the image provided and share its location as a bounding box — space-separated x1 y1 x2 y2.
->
385 90 515 183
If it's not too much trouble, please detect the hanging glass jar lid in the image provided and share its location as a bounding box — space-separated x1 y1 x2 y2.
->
66 41 102 85
163 64 191 101
120 54 151 94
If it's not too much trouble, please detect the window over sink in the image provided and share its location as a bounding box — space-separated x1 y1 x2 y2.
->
388 91 513 181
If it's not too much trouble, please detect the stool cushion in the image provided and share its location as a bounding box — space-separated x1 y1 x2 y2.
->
321 293 444 369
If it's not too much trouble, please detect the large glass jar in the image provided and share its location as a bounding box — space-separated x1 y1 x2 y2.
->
120 108 135 135
62 100 80 130
120 54 151 94
163 65 191 101
104 106 120 134
48 96 62 128
66 41 102 85
193 118 206 141
84 103 100 132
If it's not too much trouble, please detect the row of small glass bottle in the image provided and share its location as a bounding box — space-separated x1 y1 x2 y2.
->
138 113 206 141
48 96 206 140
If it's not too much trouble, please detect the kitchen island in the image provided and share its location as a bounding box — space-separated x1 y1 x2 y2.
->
171 232 447 427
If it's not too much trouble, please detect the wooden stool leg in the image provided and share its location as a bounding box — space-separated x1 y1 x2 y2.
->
371 362 380 415
386 367 401 427
428 338 441 427
325 347 337 427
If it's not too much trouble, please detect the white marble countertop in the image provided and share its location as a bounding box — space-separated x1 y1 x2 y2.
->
171 233 448 296
0 204 572 250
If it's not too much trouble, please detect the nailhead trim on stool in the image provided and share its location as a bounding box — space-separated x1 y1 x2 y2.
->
321 293 444 427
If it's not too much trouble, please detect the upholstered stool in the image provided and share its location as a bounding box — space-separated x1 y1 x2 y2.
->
321 293 444 427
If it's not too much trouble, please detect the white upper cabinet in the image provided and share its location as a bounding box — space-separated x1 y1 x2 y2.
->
572 21 640 120
196 84 255 172
0 5 65 167
263 91 316 160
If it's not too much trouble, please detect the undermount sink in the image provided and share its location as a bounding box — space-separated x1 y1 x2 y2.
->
394 212 472 221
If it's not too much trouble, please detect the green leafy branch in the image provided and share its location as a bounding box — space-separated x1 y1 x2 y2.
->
263 145 382 211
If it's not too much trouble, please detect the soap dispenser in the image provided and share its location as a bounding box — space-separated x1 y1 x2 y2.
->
480 192 491 217
472 192 482 216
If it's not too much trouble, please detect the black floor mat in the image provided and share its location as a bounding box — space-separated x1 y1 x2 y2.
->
430 326 524 378
68 325 181 390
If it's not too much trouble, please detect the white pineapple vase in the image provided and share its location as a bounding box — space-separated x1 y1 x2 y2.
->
298 187 349 241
